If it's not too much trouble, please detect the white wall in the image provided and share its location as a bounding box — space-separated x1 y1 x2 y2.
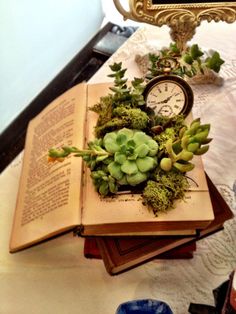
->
0 0 104 133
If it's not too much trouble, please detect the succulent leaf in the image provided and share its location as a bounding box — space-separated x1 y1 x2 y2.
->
121 160 138 175
104 140 120 153
136 156 156 172
134 143 149 158
173 162 195 172
107 162 123 180
193 130 209 142
99 181 109 195
194 145 209 155
117 128 134 138
160 158 172 171
179 150 194 161
116 133 127 145
126 172 147 186
133 131 149 146
117 175 128 185
147 139 159 156
187 142 200 153
114 152 127 164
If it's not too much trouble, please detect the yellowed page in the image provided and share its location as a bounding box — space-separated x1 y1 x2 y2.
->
82 83 213 231
10 83 87 252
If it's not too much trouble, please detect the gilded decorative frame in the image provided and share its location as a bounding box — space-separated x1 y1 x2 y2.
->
113 0 236 49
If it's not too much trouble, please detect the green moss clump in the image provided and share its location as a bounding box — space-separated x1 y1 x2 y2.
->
154 168 189 199
143 181 173 215
142 169 189 215
113 107 149 129
94 104 149 138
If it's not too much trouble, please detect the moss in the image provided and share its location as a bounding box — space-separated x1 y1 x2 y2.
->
113 107 149 130
90 95 113 127
94 107 150 138
154 168 189 199
142 181 173 215
142 169 189 215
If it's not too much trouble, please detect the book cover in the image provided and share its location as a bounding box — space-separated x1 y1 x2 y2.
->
84 237 196 260
96 175 233 275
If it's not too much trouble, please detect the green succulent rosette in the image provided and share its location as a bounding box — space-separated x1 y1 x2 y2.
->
103 128 158 186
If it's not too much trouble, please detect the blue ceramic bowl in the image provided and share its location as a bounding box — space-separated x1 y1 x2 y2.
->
115 299 173 314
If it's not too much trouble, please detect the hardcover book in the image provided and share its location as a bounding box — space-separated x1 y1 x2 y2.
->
96 175 233 275
10 83 215 253
84 237 196 260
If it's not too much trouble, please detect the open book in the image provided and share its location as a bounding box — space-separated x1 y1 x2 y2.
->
10 83 214 253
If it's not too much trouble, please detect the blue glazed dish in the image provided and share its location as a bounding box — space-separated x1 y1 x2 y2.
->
115 299 173 314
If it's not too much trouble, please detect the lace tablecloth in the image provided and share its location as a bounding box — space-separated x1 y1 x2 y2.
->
0 23 235 314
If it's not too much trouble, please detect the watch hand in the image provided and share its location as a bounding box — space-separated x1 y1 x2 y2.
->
156 95 174 104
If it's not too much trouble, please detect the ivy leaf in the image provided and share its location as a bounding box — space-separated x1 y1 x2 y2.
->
183 54 193 65
205 52 224 73
190 44 204 59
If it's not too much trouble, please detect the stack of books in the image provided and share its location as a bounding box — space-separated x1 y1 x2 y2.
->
83 174 233 275
8 83 233 275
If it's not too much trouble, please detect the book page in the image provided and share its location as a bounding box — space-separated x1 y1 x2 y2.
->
10 83 87 252
82 83 213 229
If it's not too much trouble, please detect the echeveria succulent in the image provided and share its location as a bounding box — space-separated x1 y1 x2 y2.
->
103 128 158 186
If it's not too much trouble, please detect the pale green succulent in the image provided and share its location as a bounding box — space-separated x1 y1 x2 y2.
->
103 128 158 186
159 118 212 172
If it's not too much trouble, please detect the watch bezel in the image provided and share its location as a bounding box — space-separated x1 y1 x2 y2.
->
143 74 194 117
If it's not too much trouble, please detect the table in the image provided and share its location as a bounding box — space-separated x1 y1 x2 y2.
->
0 23 236 314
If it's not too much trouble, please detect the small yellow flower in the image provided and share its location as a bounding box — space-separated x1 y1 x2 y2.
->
48 156 64 163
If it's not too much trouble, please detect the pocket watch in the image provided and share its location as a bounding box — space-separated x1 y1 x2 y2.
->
143 58 194 118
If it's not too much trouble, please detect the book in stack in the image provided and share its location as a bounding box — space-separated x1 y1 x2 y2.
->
9 83 233 274
84 174 233 274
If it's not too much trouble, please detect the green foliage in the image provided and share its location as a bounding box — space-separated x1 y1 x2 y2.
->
159 118 212 173
147 42 224 79
205 51 225 73
91 169 118 195
152 115 185 151
143 169 189 215
48 61 213 215
113 107 149 130
143 181 173 214
103 128 158 186
90 62 147 138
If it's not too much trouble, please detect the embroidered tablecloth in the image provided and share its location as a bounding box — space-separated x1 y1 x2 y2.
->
0 23 235 314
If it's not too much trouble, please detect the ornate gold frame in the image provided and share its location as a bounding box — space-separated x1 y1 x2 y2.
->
113 0 236 50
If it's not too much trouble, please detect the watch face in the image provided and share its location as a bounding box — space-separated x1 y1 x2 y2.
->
143 75 194 117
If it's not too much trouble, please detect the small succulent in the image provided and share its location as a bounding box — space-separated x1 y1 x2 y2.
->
103 128 158 186
90 62 148 138
147 43 224 79
159 118 211 172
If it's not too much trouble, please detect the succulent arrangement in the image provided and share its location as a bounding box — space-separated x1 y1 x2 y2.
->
49 55 214 216
147 42 224 79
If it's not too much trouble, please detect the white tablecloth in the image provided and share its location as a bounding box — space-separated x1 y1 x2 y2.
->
1 23 236 314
